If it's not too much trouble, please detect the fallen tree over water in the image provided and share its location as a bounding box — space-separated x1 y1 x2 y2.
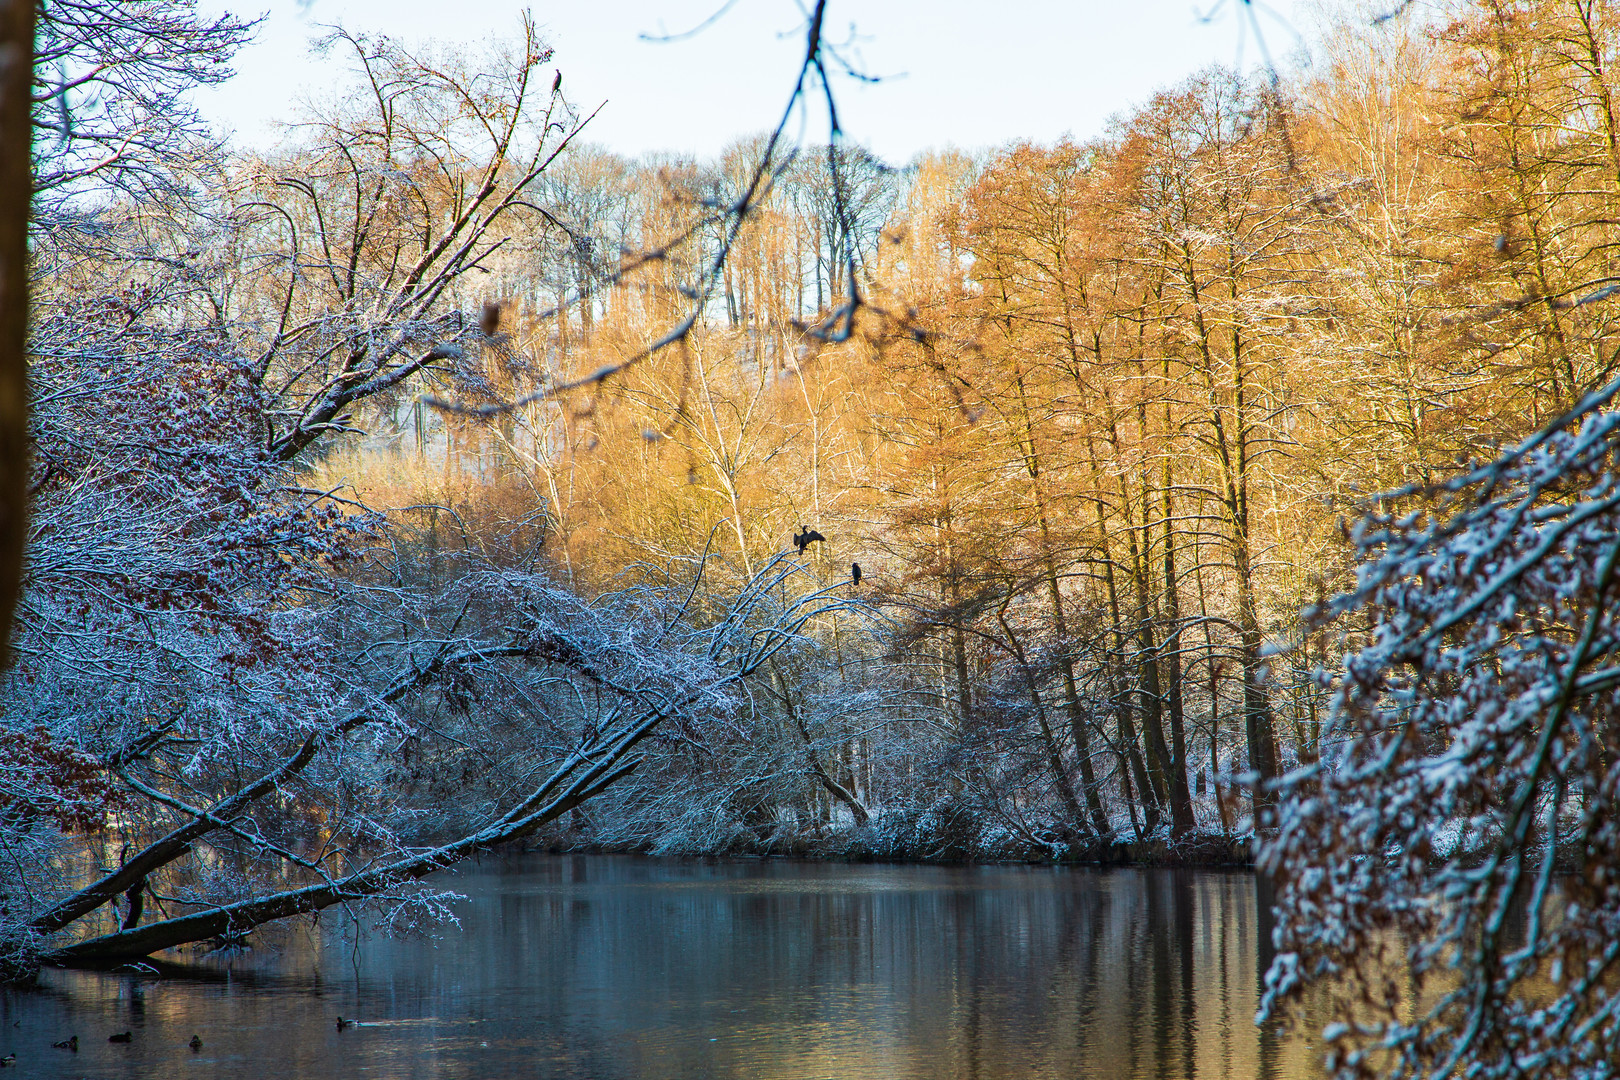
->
10 551 858 971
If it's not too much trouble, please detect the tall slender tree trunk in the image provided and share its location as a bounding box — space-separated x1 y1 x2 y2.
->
999 606 1092 839
1121 488 1174 815
1158 434 1196 836
775 661 869 827
0 0 32 662
1089 444 1159 832
943 525 974 728
1182 249 1280 816
1008 362 1110 836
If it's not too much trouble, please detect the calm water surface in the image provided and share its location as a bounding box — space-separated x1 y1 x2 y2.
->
0 857 1323 1079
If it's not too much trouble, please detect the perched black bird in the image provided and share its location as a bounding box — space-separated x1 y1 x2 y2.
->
851 562 862 586
552 70 562 94
108 1032 132 1043
793 526 826 555
188 1035 203 1051
51 1036 76 1052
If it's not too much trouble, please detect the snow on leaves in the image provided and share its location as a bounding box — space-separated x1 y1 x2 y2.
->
9 282 375 801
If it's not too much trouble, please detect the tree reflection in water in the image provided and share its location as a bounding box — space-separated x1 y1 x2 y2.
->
1 857 1324 1079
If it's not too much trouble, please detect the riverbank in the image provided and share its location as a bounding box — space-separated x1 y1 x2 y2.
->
530 825 1256 868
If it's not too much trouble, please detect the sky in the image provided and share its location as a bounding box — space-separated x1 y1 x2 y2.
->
193 0 1317 164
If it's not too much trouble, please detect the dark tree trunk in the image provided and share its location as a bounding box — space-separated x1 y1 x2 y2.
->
120 881 145 931
0 0 33 663
1158 477 1195 837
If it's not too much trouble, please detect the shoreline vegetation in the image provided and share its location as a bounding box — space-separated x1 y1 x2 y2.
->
528 833 1260 868
10 2 1620 1072
525 828 1599 873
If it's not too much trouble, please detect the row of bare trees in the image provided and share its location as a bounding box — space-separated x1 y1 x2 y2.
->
377 77 1336 852
14 3 1620 1072
304 0 1620 882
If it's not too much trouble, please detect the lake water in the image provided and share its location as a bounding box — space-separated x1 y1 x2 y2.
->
0 857 1323 1079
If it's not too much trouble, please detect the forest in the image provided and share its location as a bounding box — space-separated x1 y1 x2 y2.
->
4 0 1620 1076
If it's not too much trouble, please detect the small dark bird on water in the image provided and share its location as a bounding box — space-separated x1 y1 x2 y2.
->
51 1036 76 1051
0 1053 14 1067
851 562 861 586
793 527 826 555
108 1031 132 1043
336 1017 354 1031
188 1035 203 1051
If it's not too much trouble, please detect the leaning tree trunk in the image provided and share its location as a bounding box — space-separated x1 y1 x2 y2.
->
48 700 661 964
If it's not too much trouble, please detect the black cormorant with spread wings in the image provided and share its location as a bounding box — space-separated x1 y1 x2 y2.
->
793 527 826 555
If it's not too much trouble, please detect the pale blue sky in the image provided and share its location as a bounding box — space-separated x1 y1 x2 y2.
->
194 0 1317 163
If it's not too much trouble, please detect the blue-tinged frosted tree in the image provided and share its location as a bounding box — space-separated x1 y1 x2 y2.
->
1259 380 1620 1078
0 0 863 979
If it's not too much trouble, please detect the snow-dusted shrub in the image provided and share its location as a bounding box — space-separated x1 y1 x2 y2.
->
1261 381 1620 1078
